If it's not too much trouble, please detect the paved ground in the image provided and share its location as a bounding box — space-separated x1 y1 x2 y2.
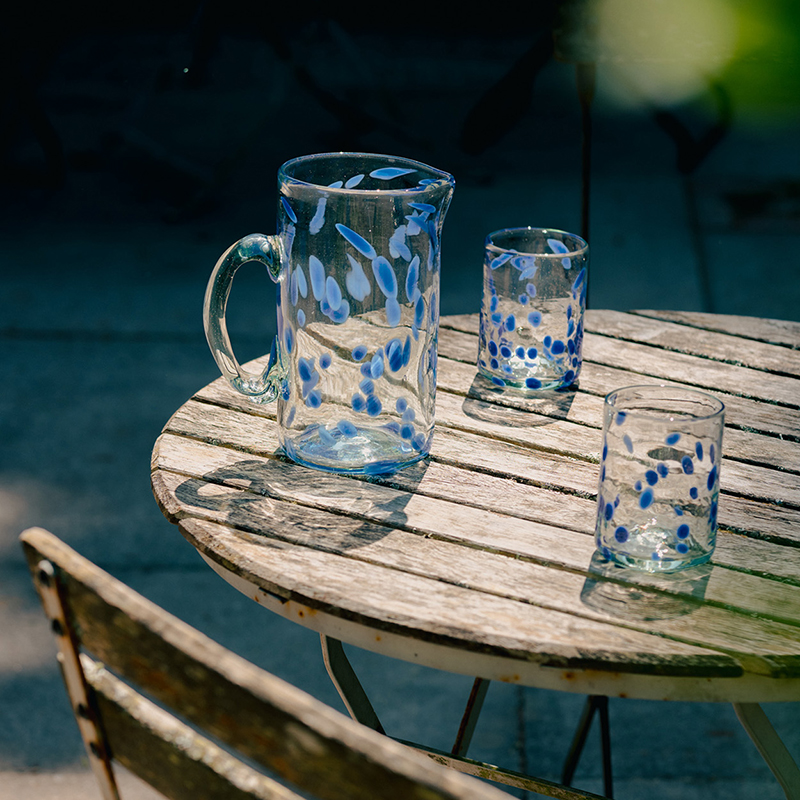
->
1 17 799 800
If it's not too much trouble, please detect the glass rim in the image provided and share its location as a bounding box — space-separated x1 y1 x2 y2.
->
278 151 455 194
604 384 725 422
485 226 588 258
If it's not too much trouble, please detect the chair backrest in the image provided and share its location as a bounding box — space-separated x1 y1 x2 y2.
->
21 527 513 800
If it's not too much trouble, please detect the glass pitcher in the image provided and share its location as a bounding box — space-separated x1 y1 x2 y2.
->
203 152 455 475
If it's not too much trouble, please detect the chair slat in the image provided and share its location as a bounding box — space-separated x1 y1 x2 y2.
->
83 653 301 800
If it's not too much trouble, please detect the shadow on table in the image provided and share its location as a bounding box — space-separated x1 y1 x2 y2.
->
173 454 429 553
580 551 712 622
462 374 579 425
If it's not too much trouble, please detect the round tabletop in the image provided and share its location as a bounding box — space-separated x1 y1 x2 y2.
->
152 310 800 702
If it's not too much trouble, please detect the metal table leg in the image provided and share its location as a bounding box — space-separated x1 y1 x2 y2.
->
734 703 800 800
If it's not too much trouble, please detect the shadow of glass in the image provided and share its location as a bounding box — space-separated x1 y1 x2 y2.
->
462 374 578 428
174 455 429 553
580 551 711 622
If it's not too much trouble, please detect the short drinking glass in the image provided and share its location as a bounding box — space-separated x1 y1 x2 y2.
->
478 227 588 391
595 385 725 572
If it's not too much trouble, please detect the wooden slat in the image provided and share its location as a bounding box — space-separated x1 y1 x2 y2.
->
21 529 511 800
584 310 800 378
83 656 300 800
633 310 800 349
152 433 800 631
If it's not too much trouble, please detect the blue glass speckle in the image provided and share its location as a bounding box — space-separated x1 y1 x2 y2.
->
639 488 654 509
490 358 499 369
657 463 668 477
284 327 294 354
666 432 681 445
400 424 414 440
690 487 699 499
710 443 716 463
385 297 402 327
506 314 516 331
490 252 513 270
567 339 575 355
572 268 586 293
525 377 541 389
372 257 398 298
396 397 408 413
527 347 538 359
500 345 512 358
491 312 502 325
488 341 498 357
526 283 537 298
309 255 326 301
297 309 306 328
402 407 416 422
645 470 659 486
519 294 529 304
681 456 694 475
366 395 383 416
551 339 566 355
409 201 435 213
528 311 542 327
676 542 689 554
306 390 322 409
336 223 377 259
543 335 553 349
286 406 296 426
290 269 299 306
280 196 297 223
675 506 684 515
337 420 357 437
345 173 365 188
402 336 411 366
604 503 614 521
352 344 368 362
623 434 633 453
370 353 385 379
370 167 415 180
707 466 717 491
491 377 506 387
490 295 499 312
325 276 343 310
695 442 704 460
563 369 575 385
677 523 690 539
602 443 608 461
414 295 425 329
298 357 315 383
359 377 375 395
614 526 629 543
516 346 525 358
615 412 627 425
351 393 366 412
405 255 420 302
318 353 332 370
318 426 335 446
635 480 642 491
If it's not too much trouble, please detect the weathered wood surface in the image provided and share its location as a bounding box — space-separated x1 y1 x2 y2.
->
151 312 800 698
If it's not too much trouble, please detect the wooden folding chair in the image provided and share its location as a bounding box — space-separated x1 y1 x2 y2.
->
21 528 604 800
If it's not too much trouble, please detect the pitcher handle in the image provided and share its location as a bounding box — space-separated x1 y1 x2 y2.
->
203 233 286 402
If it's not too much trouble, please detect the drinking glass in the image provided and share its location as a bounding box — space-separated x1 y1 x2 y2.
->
595 385 725 572
477 227 588 391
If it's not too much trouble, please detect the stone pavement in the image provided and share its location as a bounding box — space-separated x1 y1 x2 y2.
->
1 20 799 800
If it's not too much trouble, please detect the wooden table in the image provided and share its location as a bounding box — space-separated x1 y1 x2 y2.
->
152 310 800 799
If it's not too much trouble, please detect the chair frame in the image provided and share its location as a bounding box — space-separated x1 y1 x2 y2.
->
21 527 605 800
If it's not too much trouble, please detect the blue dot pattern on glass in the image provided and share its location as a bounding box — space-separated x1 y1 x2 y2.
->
666 432 681 445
